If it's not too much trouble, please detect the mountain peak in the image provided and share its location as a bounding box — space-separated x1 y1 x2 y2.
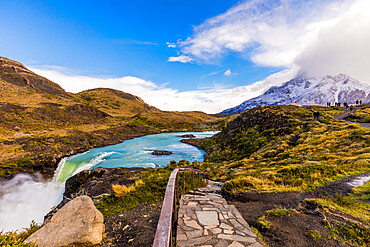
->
222 73 370 113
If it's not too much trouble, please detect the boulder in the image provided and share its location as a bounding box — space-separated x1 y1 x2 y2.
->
25 196 104 247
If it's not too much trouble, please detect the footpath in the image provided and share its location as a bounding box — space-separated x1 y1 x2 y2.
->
176 180 262 247
332 105 370 128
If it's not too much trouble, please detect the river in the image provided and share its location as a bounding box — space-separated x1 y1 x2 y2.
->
0 131 216 232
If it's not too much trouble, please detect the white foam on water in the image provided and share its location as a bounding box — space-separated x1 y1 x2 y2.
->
0 174 64 232
347 175 370 187
71 152 115 177
0 152 114 232
0 131 216 232
148 163 156 168
53 157 68 182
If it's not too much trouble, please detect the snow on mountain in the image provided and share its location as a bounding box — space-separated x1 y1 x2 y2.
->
222 73 370 113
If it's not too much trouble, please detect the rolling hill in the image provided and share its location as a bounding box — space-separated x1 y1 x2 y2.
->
0 56 224 178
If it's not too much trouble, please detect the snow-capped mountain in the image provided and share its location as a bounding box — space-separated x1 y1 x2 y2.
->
222 73 370 113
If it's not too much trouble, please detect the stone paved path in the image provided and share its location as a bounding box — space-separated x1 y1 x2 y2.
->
176 180 263 247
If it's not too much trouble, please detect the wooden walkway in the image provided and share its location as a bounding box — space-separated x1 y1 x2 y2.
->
176 180 262 247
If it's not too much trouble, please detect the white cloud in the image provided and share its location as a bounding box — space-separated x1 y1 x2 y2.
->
223 69 232 76
112 38 158 46
27 1 370 114
29 66 298 114
168 55 193 63
174 0 370 83
296 0 370 82
166 42 177 48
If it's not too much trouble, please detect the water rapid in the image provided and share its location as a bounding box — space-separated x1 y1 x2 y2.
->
0 131 217 232
0 173 65 232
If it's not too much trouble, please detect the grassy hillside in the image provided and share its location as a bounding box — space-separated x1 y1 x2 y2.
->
185 105 370 246
78 88 221 130
190 105 369 193
0 57 226 178
345 105 370 123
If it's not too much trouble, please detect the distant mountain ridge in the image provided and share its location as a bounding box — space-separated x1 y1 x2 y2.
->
222 73 370 113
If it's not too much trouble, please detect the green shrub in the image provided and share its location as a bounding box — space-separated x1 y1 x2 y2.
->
257 216 272 231
265 208 297 217
305 230 322 240
0 156 35 176
95 167 207 216
0 221 40 247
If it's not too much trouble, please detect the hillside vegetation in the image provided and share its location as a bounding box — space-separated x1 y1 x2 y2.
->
185 105 369 246
0 57 226 178
189 105 369 193
345 105 370 123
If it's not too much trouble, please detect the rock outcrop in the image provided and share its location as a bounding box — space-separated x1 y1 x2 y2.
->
25 196 104 247
0 56 69 96
151 150 173 155
179 134 196 138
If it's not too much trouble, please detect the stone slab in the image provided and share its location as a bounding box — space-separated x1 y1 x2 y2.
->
196 210 220 226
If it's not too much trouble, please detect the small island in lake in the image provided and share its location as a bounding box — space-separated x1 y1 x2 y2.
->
179 134 196 138
151 150 173 155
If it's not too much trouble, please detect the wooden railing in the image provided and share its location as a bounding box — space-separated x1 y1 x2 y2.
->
153 168 207 247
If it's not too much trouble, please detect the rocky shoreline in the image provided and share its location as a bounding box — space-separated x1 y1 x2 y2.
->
45 167 148 222
43 166 161 247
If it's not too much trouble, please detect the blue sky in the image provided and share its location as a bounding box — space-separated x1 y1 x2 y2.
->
0 0 369 113
0 0 277 90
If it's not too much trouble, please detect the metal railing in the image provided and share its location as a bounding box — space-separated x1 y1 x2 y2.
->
152 168 207 247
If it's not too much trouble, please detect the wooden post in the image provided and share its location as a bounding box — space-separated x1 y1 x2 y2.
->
173 190 177 224
182 172 185 194
153 169 210 247
153 169 179 247
176 173 179 204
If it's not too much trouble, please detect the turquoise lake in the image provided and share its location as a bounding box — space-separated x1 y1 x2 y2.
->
55 131 218 182
0 131 217 232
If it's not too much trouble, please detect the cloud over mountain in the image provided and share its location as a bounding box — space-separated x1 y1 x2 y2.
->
171 0 370 82
223 73 370 113
30 66 298 114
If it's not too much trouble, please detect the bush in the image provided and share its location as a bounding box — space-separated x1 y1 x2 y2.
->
257 216 272 231
95 168 207 216
265 208 297 217
0 221 40 247
305 230 322 240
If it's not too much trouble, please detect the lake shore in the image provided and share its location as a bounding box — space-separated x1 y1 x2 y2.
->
0 131 216 232
0 125 159 181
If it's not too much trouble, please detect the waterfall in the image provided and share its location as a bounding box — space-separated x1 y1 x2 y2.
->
0 131 217 232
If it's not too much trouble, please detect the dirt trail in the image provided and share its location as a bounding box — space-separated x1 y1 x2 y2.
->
228 171 370 247
332 104 370 128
